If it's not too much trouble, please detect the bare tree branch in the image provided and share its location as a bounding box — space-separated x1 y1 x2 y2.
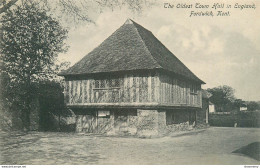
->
0 0 18 14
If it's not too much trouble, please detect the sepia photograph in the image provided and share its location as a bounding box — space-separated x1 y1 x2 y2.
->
0 0 259 166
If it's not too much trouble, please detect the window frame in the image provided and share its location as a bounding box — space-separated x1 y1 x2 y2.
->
93 78 121 90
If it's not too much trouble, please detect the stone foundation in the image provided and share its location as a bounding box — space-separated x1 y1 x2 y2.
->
166 121 193 132
137 110 159 137
74 108 197 137
158 110 167 135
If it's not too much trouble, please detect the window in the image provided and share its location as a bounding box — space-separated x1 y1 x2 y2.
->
190 84 198 95
95 80 100 88
94 78 120 89
100 80 105 88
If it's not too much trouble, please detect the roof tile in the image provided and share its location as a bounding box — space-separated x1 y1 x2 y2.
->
59 19 205 84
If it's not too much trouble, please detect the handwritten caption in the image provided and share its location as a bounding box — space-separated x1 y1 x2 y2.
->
163 2 256 17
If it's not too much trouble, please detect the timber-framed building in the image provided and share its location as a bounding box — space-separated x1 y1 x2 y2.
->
59 19 205 136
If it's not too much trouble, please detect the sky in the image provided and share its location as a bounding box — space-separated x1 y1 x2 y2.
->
58 0 260 101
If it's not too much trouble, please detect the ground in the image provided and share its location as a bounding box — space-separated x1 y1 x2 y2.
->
0 127 259 165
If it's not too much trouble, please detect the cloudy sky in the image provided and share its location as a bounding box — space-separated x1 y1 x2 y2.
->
58 0 260 101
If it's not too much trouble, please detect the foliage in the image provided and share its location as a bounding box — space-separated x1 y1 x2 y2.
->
58 0 155 23
233 99 244 111
37 80 65 131
247 101 260 111
0 1 68 131
0 73 69 131
0 0 18 14
1 0 155 25
1 2 68 83
207 85 236 112
209 112 260 128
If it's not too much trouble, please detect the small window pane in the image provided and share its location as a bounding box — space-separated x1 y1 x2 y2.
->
95 80 100 88
100 80 105 88
115 79 120 87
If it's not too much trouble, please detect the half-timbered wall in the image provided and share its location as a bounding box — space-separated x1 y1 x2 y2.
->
64 72 202 108
159 74 202 107
64 73 158 105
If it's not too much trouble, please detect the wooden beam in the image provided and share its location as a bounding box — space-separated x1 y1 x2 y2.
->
148 74 151 102
86 80 89 103
136 75 140 103
155 72 160 103
90 79 94 103
67 102 202 109
129 74 133 103
124 74 128 102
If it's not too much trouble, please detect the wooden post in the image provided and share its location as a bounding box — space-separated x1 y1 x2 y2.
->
86 80 89 103
154 72 160 103
129 74 133 103
82 80 85 104
148 74 151 102
90 79 93 103
80 80 83 104
124 74 128 102
96 111 98 133
136 75 139 103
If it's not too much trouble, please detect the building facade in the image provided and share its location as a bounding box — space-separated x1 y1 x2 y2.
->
59 19 205 137
209 102 216 113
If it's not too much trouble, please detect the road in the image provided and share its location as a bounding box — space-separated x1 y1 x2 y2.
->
0 127 259 165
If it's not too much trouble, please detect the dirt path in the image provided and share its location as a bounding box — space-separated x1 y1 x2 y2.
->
0 127 259 165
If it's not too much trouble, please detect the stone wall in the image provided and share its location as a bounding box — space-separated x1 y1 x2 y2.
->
166 121 192 132
74 108 198 137
137 109 159 137
158 110 166 135
127 113 138 135
112 110 138 135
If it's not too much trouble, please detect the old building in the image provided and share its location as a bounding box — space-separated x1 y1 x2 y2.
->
240 103 247 111
59 19 205 137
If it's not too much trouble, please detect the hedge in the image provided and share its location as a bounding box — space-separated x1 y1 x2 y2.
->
209 112 260 127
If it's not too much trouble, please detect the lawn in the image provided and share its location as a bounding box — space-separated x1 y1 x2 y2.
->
0 127 259 165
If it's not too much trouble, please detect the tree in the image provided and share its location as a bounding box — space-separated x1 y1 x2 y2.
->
0 0 18 14
233 99 244 111
57 0 155 23
0 2 68 131
1 0 155 25
247 101 260 111
207 85 236 112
